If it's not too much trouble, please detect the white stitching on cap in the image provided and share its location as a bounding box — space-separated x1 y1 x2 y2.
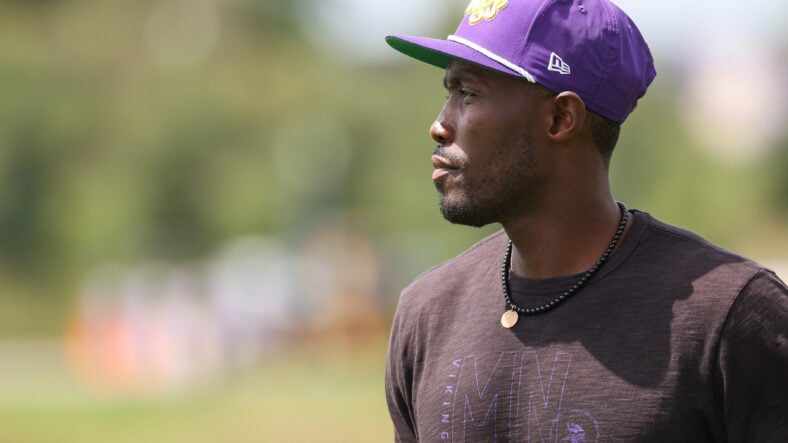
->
447 35 536 83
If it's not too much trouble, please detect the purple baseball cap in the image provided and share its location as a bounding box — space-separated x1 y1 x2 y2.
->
385 0 656 123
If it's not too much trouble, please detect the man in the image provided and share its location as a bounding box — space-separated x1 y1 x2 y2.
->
383 0 788 441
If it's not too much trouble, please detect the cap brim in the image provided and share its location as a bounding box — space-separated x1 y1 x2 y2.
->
385 34 521 78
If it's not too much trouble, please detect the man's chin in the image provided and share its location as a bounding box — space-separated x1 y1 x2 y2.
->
438 199 491 228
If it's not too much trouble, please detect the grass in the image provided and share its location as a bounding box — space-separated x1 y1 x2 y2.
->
0 338 393 443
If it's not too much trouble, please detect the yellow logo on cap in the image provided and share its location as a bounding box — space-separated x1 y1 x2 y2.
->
465 0 508 25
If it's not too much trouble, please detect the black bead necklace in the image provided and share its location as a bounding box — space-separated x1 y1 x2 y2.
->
500 202 629 328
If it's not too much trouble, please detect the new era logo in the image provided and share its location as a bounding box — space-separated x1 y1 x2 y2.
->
548 52 571 75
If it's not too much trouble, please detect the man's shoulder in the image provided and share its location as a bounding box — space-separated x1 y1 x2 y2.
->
634 210 769 284
401 230 507 297
640 212 753 261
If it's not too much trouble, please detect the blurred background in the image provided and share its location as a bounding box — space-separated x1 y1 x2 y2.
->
0 0 785 441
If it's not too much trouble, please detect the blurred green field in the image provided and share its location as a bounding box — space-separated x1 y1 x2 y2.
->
0 339 391 443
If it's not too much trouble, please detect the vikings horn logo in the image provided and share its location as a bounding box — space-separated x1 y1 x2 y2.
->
464 0 509 25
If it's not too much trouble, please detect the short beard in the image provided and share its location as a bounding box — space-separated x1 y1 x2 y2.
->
434 132 538 228
438 189 504 228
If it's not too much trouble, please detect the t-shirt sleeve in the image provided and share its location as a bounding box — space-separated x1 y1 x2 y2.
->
385 303 418 442
716 269 788 441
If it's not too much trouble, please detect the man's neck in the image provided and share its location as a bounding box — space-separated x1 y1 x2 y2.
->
502 199 629 280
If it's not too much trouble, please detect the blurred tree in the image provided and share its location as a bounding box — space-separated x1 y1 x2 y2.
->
0 0 783 335
0 125 53 274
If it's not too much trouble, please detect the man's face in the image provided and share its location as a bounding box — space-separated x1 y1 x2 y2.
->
430 59 551 227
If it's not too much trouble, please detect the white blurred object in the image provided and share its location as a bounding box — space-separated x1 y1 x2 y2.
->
66 236 296 394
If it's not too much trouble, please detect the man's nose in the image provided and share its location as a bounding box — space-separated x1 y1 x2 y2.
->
430 107 454 146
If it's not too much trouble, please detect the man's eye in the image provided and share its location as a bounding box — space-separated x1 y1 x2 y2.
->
445 89 476 101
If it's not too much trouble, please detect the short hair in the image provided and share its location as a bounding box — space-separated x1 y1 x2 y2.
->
588 111 621 160
527 83 621 160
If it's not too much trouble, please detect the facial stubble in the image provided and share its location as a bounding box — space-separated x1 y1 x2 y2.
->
436 132 539 228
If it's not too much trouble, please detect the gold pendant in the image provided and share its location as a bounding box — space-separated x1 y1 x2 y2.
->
500 309 519 328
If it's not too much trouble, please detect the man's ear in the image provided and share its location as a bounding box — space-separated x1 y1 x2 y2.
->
548 92 587 142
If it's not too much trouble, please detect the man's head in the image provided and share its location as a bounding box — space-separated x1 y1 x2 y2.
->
386 0 655 227
430 58 616 226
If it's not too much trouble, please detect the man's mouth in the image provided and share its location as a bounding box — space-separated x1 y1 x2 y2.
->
431 154 457 181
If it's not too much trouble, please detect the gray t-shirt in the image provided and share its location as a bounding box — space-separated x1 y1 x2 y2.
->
386 210 788 442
